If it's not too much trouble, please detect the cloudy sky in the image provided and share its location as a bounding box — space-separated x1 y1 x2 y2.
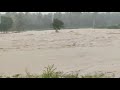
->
0 12 66 15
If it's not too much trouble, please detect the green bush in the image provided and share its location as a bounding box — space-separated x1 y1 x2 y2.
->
107 24 120 29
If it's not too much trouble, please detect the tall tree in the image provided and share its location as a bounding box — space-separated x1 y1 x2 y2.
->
52 18 64 32
15 13 25 32
92 12 98 29
0 16 13 33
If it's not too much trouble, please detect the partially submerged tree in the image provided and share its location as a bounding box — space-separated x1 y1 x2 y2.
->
52 18 64 32
15 13 25 32
0 16 13 33
92 12 98 29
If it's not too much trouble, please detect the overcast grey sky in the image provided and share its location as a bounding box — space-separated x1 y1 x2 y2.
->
0 12 63 14
0 12 54 14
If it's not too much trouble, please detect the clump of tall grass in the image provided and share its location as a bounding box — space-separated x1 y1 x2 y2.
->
41 64 61 78
41 64 79 78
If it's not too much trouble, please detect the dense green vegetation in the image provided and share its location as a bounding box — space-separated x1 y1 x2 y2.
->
0 16 13 33
1 12 120 33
